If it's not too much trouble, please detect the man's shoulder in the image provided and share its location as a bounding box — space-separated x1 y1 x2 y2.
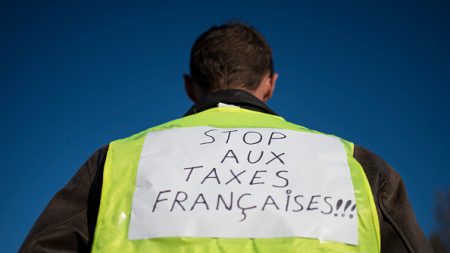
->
352 144 401 203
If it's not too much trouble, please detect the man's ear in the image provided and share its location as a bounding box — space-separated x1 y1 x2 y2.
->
261 73 278 102
183 74 198 103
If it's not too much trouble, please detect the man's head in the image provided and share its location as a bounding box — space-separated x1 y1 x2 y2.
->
184 22 278 103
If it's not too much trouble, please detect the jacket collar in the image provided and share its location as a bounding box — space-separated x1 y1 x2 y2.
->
184 89 278 116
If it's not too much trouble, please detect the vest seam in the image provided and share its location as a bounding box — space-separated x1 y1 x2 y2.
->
350 144 382 252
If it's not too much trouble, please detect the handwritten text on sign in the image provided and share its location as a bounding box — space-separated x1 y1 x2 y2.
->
129 127 357 245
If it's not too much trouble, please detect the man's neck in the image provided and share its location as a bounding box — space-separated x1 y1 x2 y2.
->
185 89 277 116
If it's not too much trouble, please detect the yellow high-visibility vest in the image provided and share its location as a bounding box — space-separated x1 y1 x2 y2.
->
92 107 380 253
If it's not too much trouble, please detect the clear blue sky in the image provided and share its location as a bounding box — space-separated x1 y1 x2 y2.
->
1 1 449 251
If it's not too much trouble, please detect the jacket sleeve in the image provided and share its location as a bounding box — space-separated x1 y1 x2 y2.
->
19 145 108 253
354 145 433 253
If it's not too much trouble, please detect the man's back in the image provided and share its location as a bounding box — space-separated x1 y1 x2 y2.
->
20 22 432 253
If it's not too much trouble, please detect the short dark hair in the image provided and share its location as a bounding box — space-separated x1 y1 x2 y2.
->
189 22 274 91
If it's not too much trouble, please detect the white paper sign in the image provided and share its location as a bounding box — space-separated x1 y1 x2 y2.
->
129 127 358 245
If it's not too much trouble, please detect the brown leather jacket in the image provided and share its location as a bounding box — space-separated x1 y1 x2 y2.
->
20 90 433 253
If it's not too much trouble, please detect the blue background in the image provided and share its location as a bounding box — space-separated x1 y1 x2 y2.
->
1 1 449 251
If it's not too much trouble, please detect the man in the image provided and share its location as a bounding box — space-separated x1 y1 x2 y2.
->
21 22 431 253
